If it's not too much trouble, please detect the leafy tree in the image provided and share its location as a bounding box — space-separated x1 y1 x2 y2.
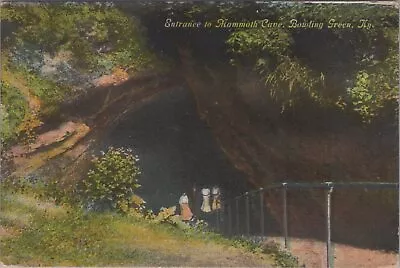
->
1 3 155 73
227 28 325 112
80 147 141 213
224 4 399 121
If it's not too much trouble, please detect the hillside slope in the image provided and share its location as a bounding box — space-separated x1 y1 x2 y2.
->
0 190 298 267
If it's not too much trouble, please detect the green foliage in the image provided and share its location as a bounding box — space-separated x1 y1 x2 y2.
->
262 241 302 268
0 194 154 266
0 81 28 144
0 176 32 195
227 28 326 111
0 104 13 145
0 190 279 267
152 206 177 224
2 3 156 72
41 178 80 207
230 237 264 254
23 68 71 118
347 63 398 123
223 237 300 267
2 52 71 121
347 71 376 122
80 147 141 213
228 28 292 57
223 4 399 122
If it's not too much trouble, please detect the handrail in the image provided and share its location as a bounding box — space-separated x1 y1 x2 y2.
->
212 180 398 268
223 181 398 204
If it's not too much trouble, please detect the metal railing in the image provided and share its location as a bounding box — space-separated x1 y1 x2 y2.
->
208 181 399 268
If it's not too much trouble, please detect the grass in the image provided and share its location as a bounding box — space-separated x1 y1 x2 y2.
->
0 191 172 266
0 81 29 145
0 189 300 267
7 64 71 119
1 51 70 124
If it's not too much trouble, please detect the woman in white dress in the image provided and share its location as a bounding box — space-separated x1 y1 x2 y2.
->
211 186 221 211
201 188 211 213
179 193 193 221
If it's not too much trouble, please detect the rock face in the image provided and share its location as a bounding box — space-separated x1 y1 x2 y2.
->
93 68 129 87
8 121 90 178
179 49 398 250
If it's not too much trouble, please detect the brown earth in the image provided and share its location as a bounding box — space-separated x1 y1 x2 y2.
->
93 67 130 87
265 236 398 268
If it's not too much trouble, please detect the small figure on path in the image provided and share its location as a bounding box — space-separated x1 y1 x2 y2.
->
201 188 212 213
211 186 221 211
179 193 194 221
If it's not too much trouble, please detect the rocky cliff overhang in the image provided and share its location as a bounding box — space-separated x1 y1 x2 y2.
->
4 71 182 181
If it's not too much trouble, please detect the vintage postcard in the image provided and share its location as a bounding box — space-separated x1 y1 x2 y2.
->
0 1 398 267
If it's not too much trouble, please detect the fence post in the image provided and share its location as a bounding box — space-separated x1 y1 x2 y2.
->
235 197 240 235
193 185 197 216
228 202 232 236
282 183 289 249
245 192 250 236
326 182 334 268
216 206 220 232
259 188 265 237
220 200 224 234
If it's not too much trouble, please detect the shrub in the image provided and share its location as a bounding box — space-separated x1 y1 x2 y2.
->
1 175 32 194
262 241 301 267
80 147 141 213
41 177 80 207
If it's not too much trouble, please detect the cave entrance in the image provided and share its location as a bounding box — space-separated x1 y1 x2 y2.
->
101 86 252 212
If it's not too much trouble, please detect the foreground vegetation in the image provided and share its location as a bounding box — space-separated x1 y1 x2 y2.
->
0 190 300 267
0 192 221 266
0 147 300 267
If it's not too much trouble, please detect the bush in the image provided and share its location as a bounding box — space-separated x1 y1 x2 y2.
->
1 175 32 195
262 241 301 267
80 147 141 213
40 177 80 207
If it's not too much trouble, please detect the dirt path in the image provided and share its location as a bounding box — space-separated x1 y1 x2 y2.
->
264 236 398 268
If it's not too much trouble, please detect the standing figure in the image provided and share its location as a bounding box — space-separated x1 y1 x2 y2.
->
201 188 211 213
179 193 193 221
211 186 221 211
